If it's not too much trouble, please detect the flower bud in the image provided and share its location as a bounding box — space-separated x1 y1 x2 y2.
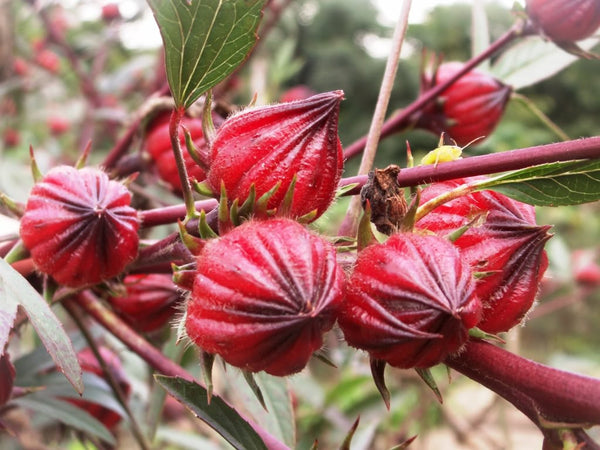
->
144 113 208 192
20 166 139 287
416 179 552 333
107 274 184 333
526 0 600 42
339 232 481 369
417 62 512 147
184 218 344 376
206 91 344 221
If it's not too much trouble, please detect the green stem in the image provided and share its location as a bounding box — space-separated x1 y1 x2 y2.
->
511 92 570 141
169 107 197 222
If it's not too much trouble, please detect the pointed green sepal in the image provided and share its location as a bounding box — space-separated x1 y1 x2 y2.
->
335 182 360 199
29 145 43 183
339 416 360 450
198 210 218 239
201 351 216 404
172 265 197 291
193 180 217 197
370 358 391 410
400 188 420 232
279 174 298 217
121 172 139 188
75 140 92 169
178 220 205 255
202 90 217 147
415 368 443 404
405 140 414 169
237 184 257 221
3 240 29 264
297 209 319 224
255 181 281 213
218 182 233 234
0 192 24 217
473 270 500 280
468 327 506 344
229 198 242 226
357 200 377 251
183 126 209 172
242 370 267 412
447 212 487 242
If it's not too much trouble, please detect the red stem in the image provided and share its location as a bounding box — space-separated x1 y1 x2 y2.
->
75 291 289 450
139 199 218 228
446 340 600 446
338 136 600 194
343 22 532 160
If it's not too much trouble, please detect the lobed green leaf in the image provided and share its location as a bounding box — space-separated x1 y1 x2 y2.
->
147 0 266 109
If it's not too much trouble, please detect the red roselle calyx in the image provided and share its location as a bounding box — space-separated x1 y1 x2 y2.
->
526 0 600 42
66 347 130 430
144 113 209 193
20 166 139 287
206 91 344 221
107 274 183 333
416 179 552 333
183 218 345 376
339 232 481 369
416 62 512 147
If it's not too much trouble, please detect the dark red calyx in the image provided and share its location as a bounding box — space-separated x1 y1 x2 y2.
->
416 178 552 333
417 62 512 147
339 232 481 369
184 218 345 376
20 165 140 288
107 274 183 333
206 91 344 222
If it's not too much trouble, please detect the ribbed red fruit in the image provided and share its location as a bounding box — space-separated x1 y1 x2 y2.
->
339 232 481 369
526 0 600 42
418 62 512 147
107 274 183 333
20 166 139 287
185 218 345 376
416 179 551 333
144 113 208 192
67 347 130 430
206 91 344 221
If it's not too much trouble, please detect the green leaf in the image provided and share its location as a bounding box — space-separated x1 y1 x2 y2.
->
476 159 600 206
147 0 266 109
12 394 115 445
491 36 599 90
154 375 268 450
0 258 82 393
250 373 296 448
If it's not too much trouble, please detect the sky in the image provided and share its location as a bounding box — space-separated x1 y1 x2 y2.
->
114 0 524 51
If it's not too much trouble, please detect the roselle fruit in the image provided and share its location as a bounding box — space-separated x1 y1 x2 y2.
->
144 113 208 192
20 166 139 287
107 274 183 333
416 179 552 333
526 0 600 42
66 347 130 430
206 91 344 221
339 232 481 369
184 218 344 376
417 62 512 147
